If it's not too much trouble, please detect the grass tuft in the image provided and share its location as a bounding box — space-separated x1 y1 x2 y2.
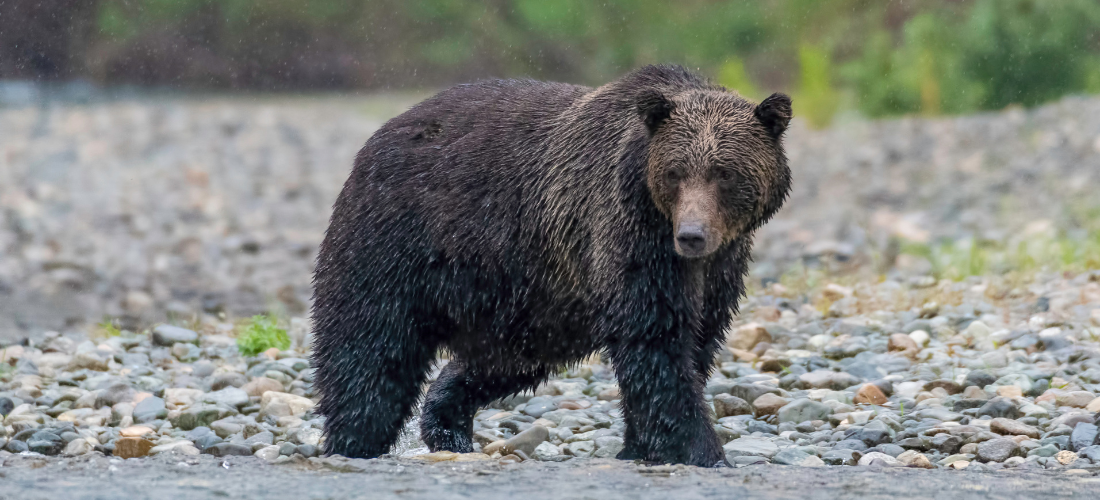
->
236 315 291 357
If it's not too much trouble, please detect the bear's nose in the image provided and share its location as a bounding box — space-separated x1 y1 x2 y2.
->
676 225 707 255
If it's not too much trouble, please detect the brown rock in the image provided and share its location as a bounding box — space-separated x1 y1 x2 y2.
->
713 394 753 418
114 437 155 459
243 377 284 397
989 418 1040 439
997 386 1023 398
597 386 620 401
754 306 781 322
854 384 888 405
1056 391 1096 408
888 333 919 353
728 348 758 362
263 347 281 360
752 393 789 416
821 284 853 301
558 400 591 410
727 322 772 351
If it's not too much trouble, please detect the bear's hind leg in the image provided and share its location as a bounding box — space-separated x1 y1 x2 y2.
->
313 305 437 459
420 360 547 453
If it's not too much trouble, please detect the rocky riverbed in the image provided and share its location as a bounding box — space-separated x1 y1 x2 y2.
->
2 93 1100 497
3 269 1100 476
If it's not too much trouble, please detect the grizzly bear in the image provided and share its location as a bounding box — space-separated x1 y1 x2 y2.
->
311 65 792 467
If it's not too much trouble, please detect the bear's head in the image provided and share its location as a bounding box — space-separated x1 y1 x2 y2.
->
639 89 792 259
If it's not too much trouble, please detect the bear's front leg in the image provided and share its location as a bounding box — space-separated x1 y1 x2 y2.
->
609 334 724 467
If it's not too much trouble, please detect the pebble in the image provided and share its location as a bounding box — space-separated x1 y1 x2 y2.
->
853 384 888 405
977 438 1020 463
152 325 199 347
114 437 155 458
723 437 778 461
713 394 753 418
777 398 831 423
990 418 1041 439
751 394 789 416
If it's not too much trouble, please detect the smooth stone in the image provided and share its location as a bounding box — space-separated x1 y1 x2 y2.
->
203 387 250 409
1070 423 1099 451
255 445 281 462
777 399 831 423
857 452 900 466
133 396 167 423
964 371 997 389
211 373 249 391
565 440 595 458
713 394 753 418
259 391 314 419
976 438 1019 462
114 437 155 458
772 448 824 467
990 418 1040 439
752 393 790 416
63 438 94 456
977 397 1020 419
723 437 778 461
204 443 254 457
593 436 624 458
153 325 199 346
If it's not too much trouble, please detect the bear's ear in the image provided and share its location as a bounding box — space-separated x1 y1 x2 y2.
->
754 92 792 138
637 89 675 135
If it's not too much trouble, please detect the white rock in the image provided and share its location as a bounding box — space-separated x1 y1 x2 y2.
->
857 451 900 466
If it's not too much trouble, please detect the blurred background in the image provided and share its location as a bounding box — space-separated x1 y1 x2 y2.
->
2 0 1100 340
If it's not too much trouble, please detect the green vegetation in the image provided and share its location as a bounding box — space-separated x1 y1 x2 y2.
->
899 231 1100 281
236 315 291 357
95 319 122 338
16 1 1100 124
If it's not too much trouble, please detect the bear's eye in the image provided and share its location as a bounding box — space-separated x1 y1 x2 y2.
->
717 169 738 184
665 169 682 185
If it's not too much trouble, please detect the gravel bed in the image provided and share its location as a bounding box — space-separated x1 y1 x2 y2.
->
3 270 1100 473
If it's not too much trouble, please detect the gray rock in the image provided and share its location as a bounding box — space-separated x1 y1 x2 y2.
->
5 439 29 453
822 449 861 465
1071 423 1099 451
977 397 1020 419
799 370 861 390
1078 445 1100 462
202 387 250 409
728 384 780 403
133 396 167 423
771 448 823 467
723 437 778 461
593 436 624 458
977 438 1019 462
297 444 319 457
501 425 549 457
94 383 134 409
153 325 199 346
964 370 997 389
777 399 831 423
279 442 298 456
0 396 14 416
204 443 253 457
565 440 595 458
834 439 868 451
521 397 556 418
192 360 216 378
533 441 568 462
210 373 249 391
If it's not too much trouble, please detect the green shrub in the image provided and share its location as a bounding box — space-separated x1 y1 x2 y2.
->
236 315 291 356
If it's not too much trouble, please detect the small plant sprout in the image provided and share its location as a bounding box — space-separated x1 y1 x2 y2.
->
236 315 291 357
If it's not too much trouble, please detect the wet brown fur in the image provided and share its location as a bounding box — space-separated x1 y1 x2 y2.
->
311 65 792 466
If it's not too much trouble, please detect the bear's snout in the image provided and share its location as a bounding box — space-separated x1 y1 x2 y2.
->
675 223 708 257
